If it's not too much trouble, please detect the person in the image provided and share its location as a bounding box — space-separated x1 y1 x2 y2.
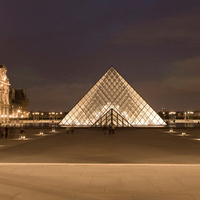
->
66 127 70 134
111 124 115 134
71 126 74 134
19 129 26 139
102 125 106 135
1 127 4 138
109 125 112 134
5 126 8 139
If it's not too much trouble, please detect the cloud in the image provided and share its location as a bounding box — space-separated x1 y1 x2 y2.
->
172 55 200 77
27 82 92 111
162 76 200 92
130 76 200 111
159 55 200 92
109 14 200 47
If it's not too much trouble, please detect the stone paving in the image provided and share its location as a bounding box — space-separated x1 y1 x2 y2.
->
0 127 200 199
1 164 200 200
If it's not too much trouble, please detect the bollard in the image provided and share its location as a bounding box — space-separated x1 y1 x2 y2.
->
39 130 44 135
169 128 173 133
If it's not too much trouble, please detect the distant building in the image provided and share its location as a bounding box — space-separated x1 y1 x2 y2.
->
0 64 10 124
194 111 200 119
9 88 29 118
158 110 200 120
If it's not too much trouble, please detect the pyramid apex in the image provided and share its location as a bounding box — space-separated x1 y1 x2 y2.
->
110 65 115 69
108 65 117 72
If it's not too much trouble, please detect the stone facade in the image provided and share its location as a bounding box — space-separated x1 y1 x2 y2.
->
9 88 29 118
0 64 10 124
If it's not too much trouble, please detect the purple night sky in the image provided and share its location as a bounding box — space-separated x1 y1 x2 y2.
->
1 0 200 112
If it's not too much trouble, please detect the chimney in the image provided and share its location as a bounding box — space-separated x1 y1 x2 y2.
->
23 88 26 96
12 88 15 99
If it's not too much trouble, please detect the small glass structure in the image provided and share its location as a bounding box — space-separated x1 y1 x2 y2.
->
59 67 166 127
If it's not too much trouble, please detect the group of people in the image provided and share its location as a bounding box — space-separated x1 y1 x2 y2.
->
66 126 74 134
1 126 9 139
103 124 115 135
0 126 27 139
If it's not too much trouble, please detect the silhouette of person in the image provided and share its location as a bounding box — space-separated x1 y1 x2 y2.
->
5 126 8 139
0 127 4 138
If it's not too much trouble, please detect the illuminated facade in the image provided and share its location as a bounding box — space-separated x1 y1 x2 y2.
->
0 64 10 124
59 67 166 127
9 88 29 118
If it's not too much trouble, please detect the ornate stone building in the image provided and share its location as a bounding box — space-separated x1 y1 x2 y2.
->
0 64 10 124
9 88 29 118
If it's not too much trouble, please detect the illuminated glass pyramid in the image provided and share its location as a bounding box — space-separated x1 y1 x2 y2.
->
59 67 166 127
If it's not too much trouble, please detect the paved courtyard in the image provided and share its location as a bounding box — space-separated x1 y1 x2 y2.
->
0 127 200 199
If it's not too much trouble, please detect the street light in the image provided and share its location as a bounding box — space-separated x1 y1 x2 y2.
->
187 111 194 121
169 111 176 122
17 110 21 127
41 113 44 126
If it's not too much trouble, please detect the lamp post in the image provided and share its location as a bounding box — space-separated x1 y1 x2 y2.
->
169 112 176 122
49 112 51 127
36 112 39 126
51 112 55 127
33 112 35 126
56 113 58 126
27 112 30 126
187 111 194 122
41 113 44 126
9 115 12 126
21 114 24 127
17 109 21 127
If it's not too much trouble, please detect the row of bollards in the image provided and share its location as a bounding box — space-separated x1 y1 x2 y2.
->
19 128 56 140
39 128 55 135
169 128 187 136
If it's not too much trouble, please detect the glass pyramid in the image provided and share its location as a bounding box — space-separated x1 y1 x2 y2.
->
59 67 166 127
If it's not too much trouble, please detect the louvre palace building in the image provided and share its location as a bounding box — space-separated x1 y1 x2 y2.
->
0 64 10 124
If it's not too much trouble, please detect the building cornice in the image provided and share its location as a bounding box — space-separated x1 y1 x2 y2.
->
0 80 10 86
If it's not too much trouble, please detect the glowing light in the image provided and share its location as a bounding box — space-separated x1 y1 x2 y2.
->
169 129 173 133
182 132 186 136
169 112 176 115
39 131 44 135
19 135 26 140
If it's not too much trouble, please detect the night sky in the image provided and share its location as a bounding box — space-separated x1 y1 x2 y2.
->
1 0 200 112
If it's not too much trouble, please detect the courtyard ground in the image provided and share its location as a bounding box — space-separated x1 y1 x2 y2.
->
0 127 200 199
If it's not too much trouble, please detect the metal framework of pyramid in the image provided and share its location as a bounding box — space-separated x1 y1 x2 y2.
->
59 67 166 127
